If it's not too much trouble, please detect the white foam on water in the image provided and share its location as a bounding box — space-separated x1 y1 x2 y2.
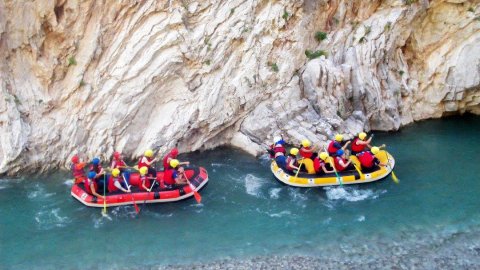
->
288 188 308 202
64 179 74 186
268 210 291 218
324 186 384 202
211 163 227 168
323 217 332 224
269 188 282 199
244 174 264 198
35 208 71 230
357 215 366 222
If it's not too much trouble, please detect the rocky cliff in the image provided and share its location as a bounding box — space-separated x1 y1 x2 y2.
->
1 0 479 174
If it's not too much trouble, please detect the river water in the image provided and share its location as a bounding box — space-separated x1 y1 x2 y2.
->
1 115 480 269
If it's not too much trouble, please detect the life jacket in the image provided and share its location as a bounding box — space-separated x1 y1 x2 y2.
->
313 157 325 173
358 151 375 168
163 169 177 185
351 137 366 153
107 176 121 192
334 156 348 171
140 175 151 189
84 178 97 195
163 153 177 169
328 141 341 155
138 156 153 169
71 163 85 179
299 147 313 159
111 159 126 169
89 164 103 174
274 145 286 155
285 156 297 171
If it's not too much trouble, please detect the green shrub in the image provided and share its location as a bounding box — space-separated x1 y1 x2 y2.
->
468 7 475 12
384 22 392 32
305 50 327 60
399 70 405 76
282 9 289 20
205 60 211 65
67 56 77 66
268 62 279 72
315 31 327 42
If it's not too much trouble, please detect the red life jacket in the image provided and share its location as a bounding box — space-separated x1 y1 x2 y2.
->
358 151 375 168
334 156 348 171
107 176 121 192
285 156 297 171
138 156 153 169
163 169 177 185
89 164 103 174
140 175 151 189
111 159 126 169
163 153 177 169
84 178 97 195
351 137 366 153
313 157 325 173
71 163 85 179
328 141 340 155
299 147 313 159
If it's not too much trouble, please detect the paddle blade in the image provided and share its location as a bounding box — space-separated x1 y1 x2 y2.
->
133 201 140 213
193 191 202 204
392 171 399 184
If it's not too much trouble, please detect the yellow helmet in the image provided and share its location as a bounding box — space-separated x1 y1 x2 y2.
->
319 152 329 161
301 139 311 148
359 132 367 140
371 147 380 155
112 168 120 177
335 134 343 142
170 159 179 168
139 166 148 175
144 149 154 157
290 148 299 155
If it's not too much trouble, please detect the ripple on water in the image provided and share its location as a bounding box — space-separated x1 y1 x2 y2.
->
244 174 264 198
27 183 56 200
269 188 282 199
35 208 71 230
324 186 385 202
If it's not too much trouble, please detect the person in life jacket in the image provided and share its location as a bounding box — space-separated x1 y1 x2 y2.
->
89 157 105 180
333 149 353 172
357 147 385 172
139 166 156 191
107 168 131 193
313 152 334 174
137 149 157 177
111 151 131 185
269 136 287 169
299 139 317 173
350 132 373 155
71 155 87 184
327 134 351 157
162 159 187 188
163 148 190 170
285 148 301 174
85 171 105 199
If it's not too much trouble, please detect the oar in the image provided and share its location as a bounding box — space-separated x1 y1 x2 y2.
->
101 173 108 216
184 172 201 204
294 159 304 179
350 158 364 179
140 178 157 212
122 173 140 213
384 150 399 184
329 157 343 186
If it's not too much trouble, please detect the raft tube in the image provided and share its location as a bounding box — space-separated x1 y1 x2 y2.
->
71 166 208 207
271 150 395 187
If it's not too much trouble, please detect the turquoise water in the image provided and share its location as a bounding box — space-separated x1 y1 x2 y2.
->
1 115 480 269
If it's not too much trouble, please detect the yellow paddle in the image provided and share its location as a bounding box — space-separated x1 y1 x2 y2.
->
101 173 108 216
384 151 399 184
294 159 304 179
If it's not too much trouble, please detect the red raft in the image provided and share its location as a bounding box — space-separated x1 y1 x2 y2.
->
71 167 208 207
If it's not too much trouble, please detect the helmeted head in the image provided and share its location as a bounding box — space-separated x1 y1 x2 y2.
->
290 148 299 156
335 134 343 142
92 157 100 165
139 166 148 176
170 148 179 157
336 149 344 157
113 151 121 160
273 136 282 145
301 139 311 148
170 159 179 168
71 155 79 164
112 168 120 177
88 171 96 179
371 147 380 155
319 152 329 161
144 149 153 158
359 132 367 141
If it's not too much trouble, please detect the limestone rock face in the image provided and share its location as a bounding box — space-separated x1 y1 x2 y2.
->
0 0 479 174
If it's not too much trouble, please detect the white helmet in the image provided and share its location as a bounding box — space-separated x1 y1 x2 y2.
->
273 136 282 144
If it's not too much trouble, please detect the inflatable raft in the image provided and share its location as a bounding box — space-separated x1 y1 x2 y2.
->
71 166 208 207
271 150 395 187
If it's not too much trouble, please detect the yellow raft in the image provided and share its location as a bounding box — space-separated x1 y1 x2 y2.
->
270 150 395 187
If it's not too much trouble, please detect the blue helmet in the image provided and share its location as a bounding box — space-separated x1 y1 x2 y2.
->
88 171 96 179
336 149 344 156
92 157 100 165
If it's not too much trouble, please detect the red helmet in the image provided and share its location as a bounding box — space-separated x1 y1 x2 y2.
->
71 155 79 164
113 151 121 159
171 148 179 157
